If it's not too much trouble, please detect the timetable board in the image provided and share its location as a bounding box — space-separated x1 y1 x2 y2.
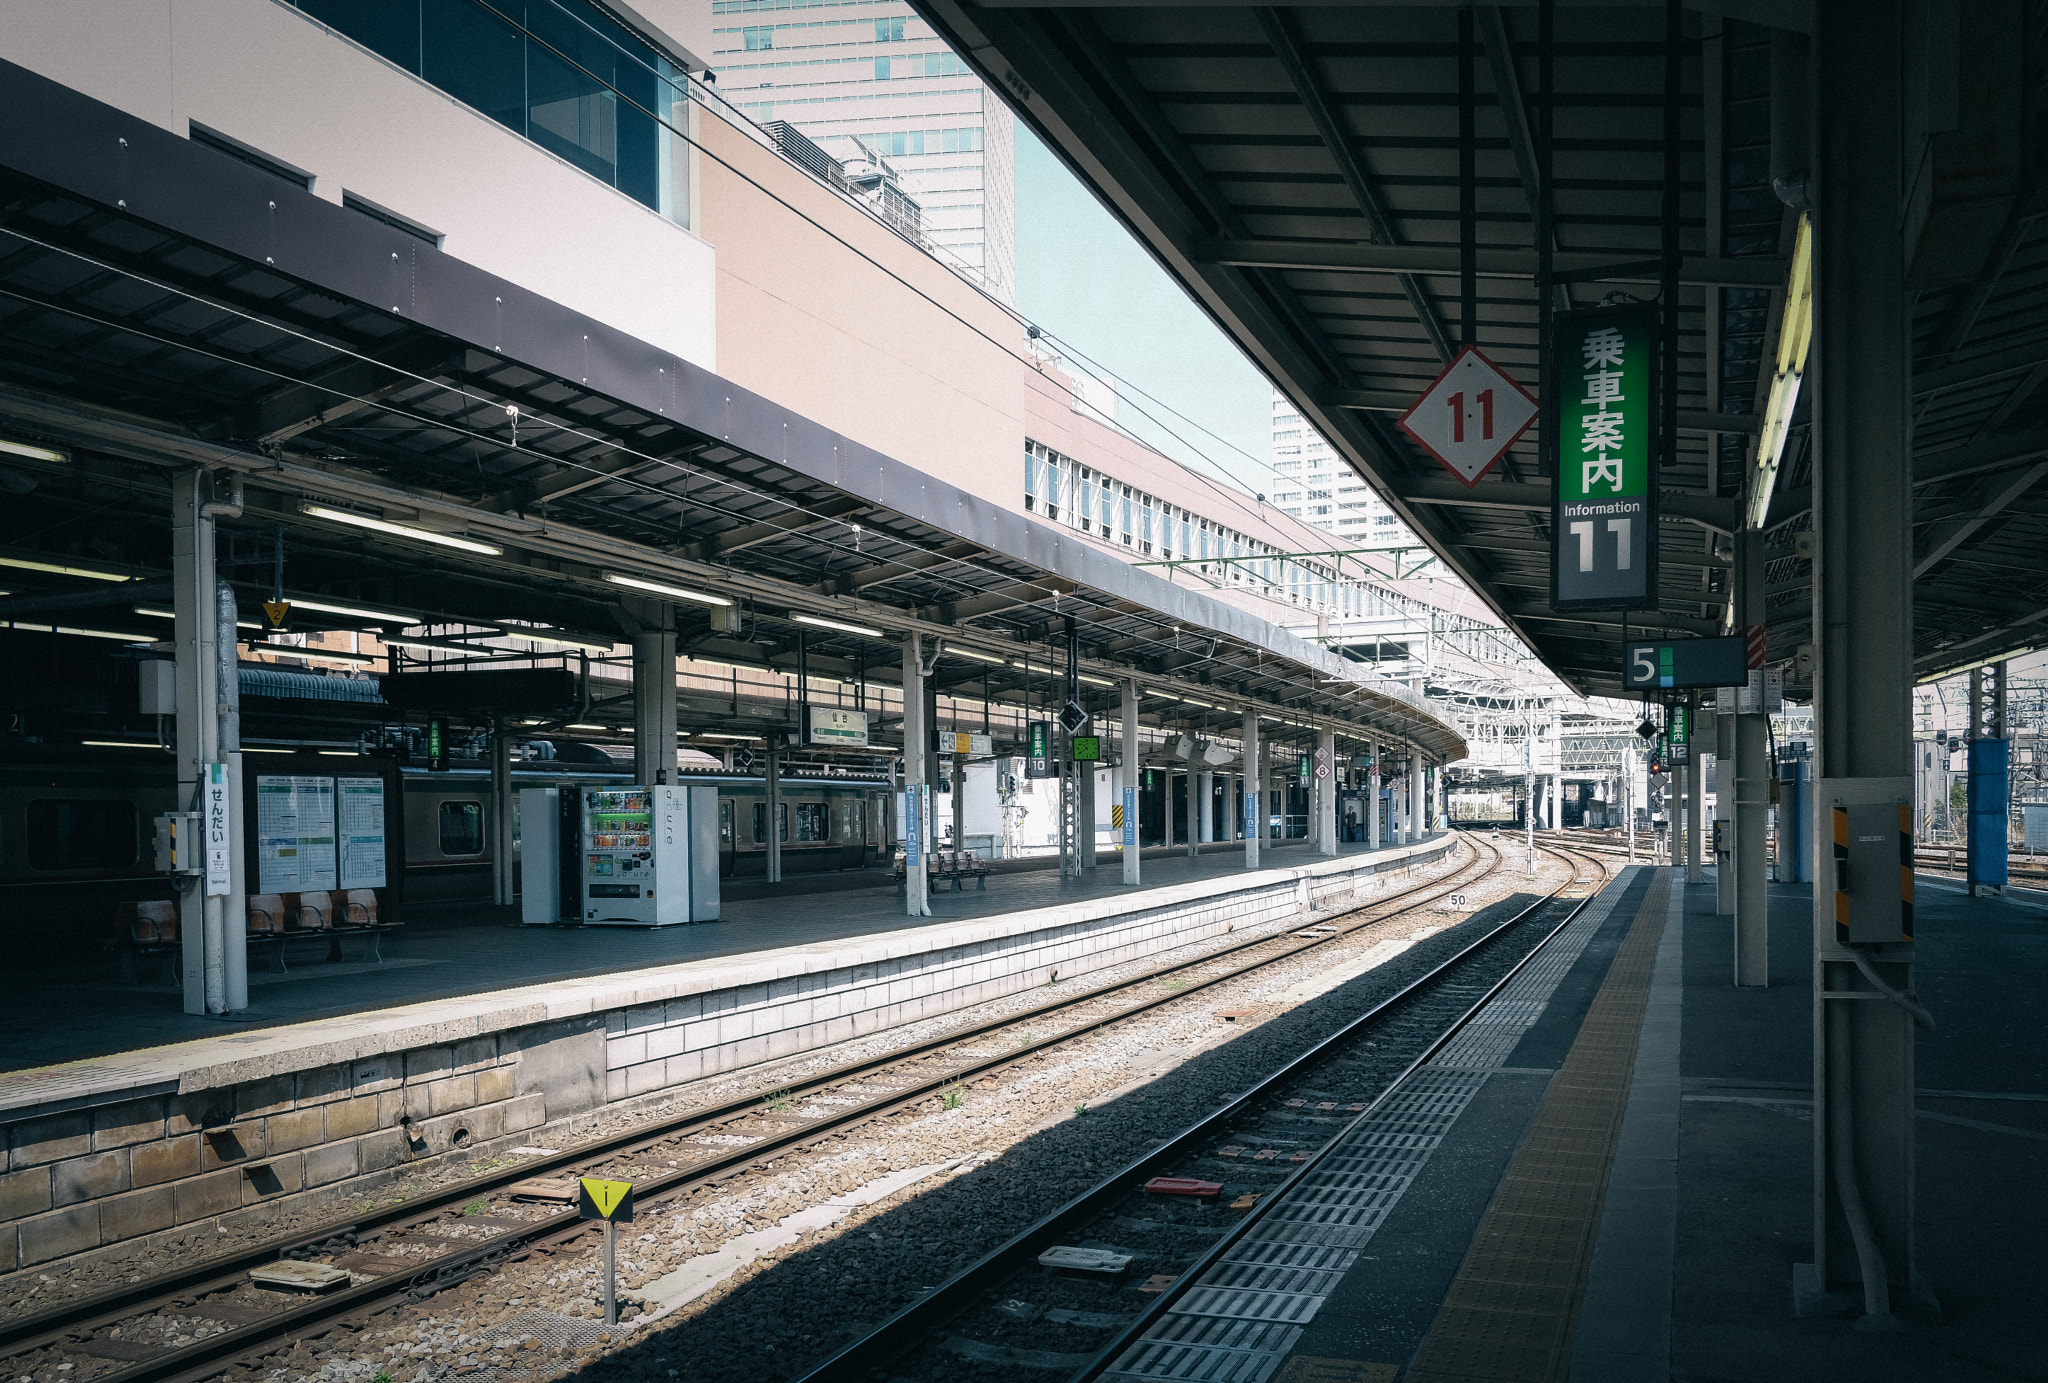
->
256 775 336 893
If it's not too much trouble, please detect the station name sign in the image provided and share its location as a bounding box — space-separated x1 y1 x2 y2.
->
806 706 869 748
1553 306 1658 611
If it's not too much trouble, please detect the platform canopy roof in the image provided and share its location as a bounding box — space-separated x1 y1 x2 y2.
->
912 1 2048 694
0 60 1461 761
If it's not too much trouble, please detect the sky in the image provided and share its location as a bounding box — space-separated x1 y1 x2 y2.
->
1009 119 1278 499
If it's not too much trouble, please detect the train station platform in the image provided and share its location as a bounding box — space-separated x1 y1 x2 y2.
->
2 836 1431 1078
0 832 1462 1274
1212 867 2047 1383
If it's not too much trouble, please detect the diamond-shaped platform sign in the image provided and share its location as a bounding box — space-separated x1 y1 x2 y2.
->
1395 345 1540 488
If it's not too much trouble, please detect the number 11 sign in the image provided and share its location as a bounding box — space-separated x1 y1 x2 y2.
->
1396 345 1541 488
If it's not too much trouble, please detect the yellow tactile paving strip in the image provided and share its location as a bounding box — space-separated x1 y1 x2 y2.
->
1403 872 1672 1383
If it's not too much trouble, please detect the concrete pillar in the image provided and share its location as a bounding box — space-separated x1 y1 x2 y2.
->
764 741 782 884
952 751 967 868
1368 750 1382 846
172 470 235 1016
1687 721 1706 883
1317 729 1337 854
1121 679 1141 885
491 717 514 906
1197 771 1214 843
1185 766 1199 857
1406 754 1420 844
1807 0 1919 1319
1715 706 1736 914
900 635 930 915
1241 710 1261 869
1078 759 1097 869
1735 527 1770 985
631 612 678 787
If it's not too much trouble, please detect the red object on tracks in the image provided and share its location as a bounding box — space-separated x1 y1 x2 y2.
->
1144 1177 1223 1198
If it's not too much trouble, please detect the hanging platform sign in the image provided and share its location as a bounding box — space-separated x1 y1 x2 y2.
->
1396 345 1540 487
1552 306 1659 611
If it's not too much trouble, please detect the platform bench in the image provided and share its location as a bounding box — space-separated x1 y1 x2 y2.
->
892 850 991 893
247 889 400 970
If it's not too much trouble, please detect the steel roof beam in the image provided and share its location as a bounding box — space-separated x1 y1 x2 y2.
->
674 494 869 562
1256 7 1456 363
1190 237 1785 287
1318 385 1757 435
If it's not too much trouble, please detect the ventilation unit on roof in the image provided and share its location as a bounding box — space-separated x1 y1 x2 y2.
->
761 121 850 192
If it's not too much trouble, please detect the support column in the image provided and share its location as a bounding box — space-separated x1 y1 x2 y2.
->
900 635 930 915
1407 754 1421 844
172 470 230 1016
1317 730 1337 855
1688 705 1707 882
1196 771 1214 843
1735 526 1770 985
1808 0 1918 1320
630 606 678 786
952 751 966 870
1185 766 1199 858
1368 751 1382 846
215 575 246 1013
764 741 782 884
1078 756 1097 869
492 717 514 906
1241 710 1261 869
1715 704 1736 914
1121 679 1141 885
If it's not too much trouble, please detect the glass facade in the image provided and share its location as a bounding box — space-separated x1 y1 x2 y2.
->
293 0 692 226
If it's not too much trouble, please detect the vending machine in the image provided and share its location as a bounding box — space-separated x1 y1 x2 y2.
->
520 784 719 926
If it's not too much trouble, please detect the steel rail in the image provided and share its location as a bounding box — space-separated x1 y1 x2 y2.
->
787 844 1608 1382
0 838 1505 1381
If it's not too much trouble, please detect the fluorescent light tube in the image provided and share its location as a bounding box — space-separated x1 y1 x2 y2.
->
0 555 130 581
300 503 503 556
289 597 421 624
792 613 884 637
604 572 732 606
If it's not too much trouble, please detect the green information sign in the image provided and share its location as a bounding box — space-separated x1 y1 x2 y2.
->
1025 720 1053 779
1552 306 1658 611
1667 704 1692 765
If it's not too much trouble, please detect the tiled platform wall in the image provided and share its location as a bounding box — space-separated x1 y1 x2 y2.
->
1 837 1452 1273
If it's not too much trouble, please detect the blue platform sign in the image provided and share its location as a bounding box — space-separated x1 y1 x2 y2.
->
1122 786 1136 850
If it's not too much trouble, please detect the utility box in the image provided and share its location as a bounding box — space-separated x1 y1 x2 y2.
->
138 660 177 715
1831 800 1912 945
519 787 561 926
154 811 202 874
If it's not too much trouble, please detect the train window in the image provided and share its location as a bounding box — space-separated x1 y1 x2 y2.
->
846 800 865 840
795 801 827 842
439 800 484 856
751 802 788 844
719 800 733 847
28 799 138 871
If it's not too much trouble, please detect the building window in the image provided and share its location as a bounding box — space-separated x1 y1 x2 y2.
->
743 25 773 49
28 799 138 872
439 800 484 856
290 0 691 227
874 55 889 78
875 16 905 41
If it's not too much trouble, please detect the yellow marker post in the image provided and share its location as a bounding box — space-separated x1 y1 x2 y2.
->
578 1178 634 1325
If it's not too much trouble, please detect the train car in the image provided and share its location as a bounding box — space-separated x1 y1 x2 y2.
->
711 778 892 879
0 751 892 964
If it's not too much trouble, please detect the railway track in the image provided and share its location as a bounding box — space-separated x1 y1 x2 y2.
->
0 834 1551 1383
789 842 1611 1382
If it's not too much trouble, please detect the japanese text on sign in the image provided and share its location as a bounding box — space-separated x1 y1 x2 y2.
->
1553 307 1657 611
